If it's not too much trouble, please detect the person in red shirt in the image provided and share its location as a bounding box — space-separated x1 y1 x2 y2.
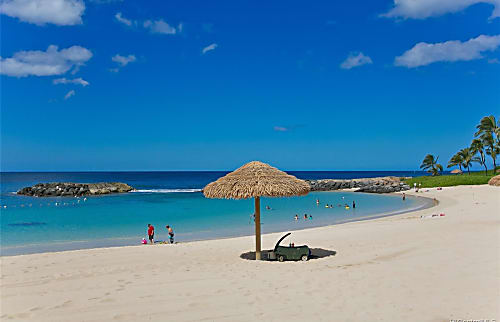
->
147 224 154 244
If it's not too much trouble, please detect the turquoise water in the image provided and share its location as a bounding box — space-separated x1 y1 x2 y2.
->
0 171 432 255
1 190 430 256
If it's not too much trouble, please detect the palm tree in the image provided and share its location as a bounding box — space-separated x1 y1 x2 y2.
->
471 139 487 174
459 148 473 175
475 115 499 139
447 152 464 172
475 115 499 170
420 154 443 176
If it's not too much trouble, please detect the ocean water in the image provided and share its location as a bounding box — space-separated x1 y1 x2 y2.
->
0 171 431 256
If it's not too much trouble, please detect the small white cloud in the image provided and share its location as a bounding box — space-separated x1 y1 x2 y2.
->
64 89 75 100
273 126 289 132
488 58 500 64
90 0 123 3
0 45 92 77
108 68 119 73
0 0 85 26
53 77 89 86
382 0 500 20
202 43 218 54
111 54 136 66
340 52 373 69
143 19 180 34
395 34 500 68
115 12 133 26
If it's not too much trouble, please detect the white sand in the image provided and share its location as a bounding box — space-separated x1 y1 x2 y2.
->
1 185 499 322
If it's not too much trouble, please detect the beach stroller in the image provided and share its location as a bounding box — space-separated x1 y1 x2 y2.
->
268 233 310 262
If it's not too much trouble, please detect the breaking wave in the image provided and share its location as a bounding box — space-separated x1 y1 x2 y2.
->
132 189 202 193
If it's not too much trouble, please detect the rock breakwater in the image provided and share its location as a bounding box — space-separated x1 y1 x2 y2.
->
307 176 410 193
17 182 134 197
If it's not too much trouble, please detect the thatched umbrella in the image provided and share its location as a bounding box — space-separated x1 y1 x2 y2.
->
203 161 310 260
450 169 463 174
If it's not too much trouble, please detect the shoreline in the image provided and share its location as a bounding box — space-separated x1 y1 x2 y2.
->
0 192 434 257
2 185 498 321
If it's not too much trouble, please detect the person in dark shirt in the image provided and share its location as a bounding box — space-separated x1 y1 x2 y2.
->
166 225 174 244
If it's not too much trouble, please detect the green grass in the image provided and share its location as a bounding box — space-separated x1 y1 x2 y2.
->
403 170 496 188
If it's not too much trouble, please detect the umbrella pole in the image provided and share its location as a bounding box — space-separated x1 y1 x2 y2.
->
254 196 261 260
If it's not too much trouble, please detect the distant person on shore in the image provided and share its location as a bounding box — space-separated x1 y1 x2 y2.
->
166 225 174 244
402 193 406 201
352 201 356 209
147 224 155 244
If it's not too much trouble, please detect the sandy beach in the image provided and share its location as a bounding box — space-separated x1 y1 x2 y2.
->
1 185 498 322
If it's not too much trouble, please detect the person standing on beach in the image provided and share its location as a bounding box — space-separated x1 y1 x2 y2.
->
166 225 174 244
147 224 155 244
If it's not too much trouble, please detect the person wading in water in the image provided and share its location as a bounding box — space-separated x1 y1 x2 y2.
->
166 225 174 244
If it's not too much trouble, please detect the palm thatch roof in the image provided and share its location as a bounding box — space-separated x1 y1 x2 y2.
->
450 169 463 174
488 175 500 186
203 161 310 199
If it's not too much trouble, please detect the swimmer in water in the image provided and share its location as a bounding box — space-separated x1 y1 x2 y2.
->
304 214 308 219
294 214 299 221
316 199 320 205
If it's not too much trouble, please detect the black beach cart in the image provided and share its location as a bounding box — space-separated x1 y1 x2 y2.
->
268 232 310 262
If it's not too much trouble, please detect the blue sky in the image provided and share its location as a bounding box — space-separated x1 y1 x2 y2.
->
1 0 499 171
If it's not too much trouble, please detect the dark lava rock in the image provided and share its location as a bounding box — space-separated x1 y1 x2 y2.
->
17 182 134 197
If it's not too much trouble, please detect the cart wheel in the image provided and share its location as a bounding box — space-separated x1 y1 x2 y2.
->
278 255 285 262
301 255 308 261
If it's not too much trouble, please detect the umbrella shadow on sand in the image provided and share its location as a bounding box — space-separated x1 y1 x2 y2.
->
240 248 337 261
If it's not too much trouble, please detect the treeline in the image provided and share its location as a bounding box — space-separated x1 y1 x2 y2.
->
420 115 499 176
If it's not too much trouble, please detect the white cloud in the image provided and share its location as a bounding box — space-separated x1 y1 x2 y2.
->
53 77 89 86
340 52 373 69
90 0 123 3
202 43 218 54
115 12 133 26
0 45 93 77
111 54 136 66
64 89 75 99
382 0 500 20
143 19 180 34
273 126 289 132
0 0 85 25
395 34 500 68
